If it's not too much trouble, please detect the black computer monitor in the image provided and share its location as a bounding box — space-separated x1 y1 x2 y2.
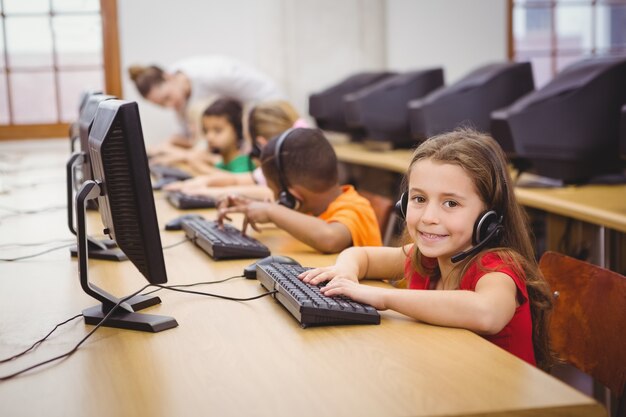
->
408 62 535 141
342 69 444 148
620 104 626 161
70 90 102 152
308 71 396 139
78 93 116 184
75 99 177 332
491 56 626 183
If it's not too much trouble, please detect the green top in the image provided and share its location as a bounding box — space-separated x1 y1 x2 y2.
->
215 154 254 173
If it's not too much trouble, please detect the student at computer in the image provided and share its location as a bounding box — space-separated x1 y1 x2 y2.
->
217 128 383 253
152 98 254 175
128 55 283 150
164 100 305 192
299 128 554 369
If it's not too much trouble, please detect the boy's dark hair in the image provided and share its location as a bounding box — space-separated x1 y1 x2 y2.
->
260 128 338 192
202 97 243 141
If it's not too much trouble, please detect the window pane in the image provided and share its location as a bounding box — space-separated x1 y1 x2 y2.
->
556 5 593 52
5 16 54 68
58 70 104 122
0 20 4 70
53 15 102 67
514 5 553 52
0 73 9 124
10 71 57 124
4 0 49 14
52 0 100 13
597 4 626 51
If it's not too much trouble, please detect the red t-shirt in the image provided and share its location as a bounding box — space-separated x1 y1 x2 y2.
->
405 252 536 366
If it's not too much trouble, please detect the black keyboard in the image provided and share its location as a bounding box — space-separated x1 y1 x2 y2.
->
256 263 380 328
167 191 217 209
150 165 192 180
182 218 270 260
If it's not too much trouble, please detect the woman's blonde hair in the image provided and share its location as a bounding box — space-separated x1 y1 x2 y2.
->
246 100 300 141
406 128 554 370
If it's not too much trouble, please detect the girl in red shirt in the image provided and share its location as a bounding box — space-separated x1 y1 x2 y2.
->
300 128 553 370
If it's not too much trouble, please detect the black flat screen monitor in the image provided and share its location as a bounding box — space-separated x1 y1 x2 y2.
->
491 55 626 183
408 62 534 141
78 93 116 183
342 69 444 148
79 99 176 332
308 71 396 138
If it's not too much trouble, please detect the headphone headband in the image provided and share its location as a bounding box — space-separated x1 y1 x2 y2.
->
274 128 298 209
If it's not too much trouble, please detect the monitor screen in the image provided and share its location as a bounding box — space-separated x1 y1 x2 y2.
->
408 62 534 141
491 55 626 183
82 99 176 332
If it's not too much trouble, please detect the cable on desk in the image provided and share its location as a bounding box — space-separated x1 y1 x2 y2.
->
0 238 75 248
0 314 83 364
162 238 191 250
141 274 244 296
0 284 277 381
0 284 151 381
0 242 75 262
0 205 66 223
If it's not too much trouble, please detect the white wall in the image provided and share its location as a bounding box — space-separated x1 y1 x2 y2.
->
117 0 386 144
118 0 507 144
386 0 508 83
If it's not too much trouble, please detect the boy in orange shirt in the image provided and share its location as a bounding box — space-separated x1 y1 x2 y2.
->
217 128 382 253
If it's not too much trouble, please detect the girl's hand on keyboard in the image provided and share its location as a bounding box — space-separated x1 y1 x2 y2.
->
299 266 358 286
320 278 388 311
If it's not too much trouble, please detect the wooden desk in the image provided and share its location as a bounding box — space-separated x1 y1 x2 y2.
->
0 140 604 417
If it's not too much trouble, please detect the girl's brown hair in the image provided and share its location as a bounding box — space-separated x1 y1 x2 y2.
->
128 65 165 97
246 100 299 141
406 128 554 370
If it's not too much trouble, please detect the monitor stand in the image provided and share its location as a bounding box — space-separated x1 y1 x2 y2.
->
66 152 127 261
75 180 177 333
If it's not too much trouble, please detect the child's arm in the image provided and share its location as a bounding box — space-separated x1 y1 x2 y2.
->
217 202 359 253
321 271 518 335
300 246 407 284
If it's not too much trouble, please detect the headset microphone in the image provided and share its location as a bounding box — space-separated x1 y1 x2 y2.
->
450 214 503 263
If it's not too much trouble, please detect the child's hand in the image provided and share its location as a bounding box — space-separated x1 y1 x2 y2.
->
299 266 359 286
319 279 388 311
216 195 272 235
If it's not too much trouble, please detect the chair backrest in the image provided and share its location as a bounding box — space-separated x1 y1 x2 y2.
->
359 190 394 245
539 251 626 410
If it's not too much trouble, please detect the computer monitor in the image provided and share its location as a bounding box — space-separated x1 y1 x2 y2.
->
342 69 444 148
77 93 116 185
620 104 626 161
308 71 396 139
491 56 626 183
70 90 102 152
408 62 535 141
75 99 177 332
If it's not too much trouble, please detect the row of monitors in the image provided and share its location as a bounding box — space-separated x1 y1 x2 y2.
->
309 56 626 184
69 95 175 331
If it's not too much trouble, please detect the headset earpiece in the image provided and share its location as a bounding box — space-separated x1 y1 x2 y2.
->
274 128 298 209
451 210 504 263
395 192 408 220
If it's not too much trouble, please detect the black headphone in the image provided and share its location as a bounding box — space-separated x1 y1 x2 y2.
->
394 192 504 264
274 128 299 209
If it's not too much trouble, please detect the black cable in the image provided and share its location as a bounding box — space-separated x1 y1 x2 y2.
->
0 284 151 381
0 204 66 214
153 284 277 302
0 314 83 364
0 242 75 262
161 238 190 250
0 238 75 248
0 283 276 380
141 275 244 296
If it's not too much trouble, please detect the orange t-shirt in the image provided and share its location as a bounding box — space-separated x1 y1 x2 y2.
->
318 185 382 247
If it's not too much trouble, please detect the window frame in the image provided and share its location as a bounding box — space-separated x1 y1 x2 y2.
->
0 0 121 140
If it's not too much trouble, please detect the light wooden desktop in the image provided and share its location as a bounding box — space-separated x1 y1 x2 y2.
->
0 140 604 417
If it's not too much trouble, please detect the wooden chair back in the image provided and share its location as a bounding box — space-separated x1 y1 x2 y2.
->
539 251 626 416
